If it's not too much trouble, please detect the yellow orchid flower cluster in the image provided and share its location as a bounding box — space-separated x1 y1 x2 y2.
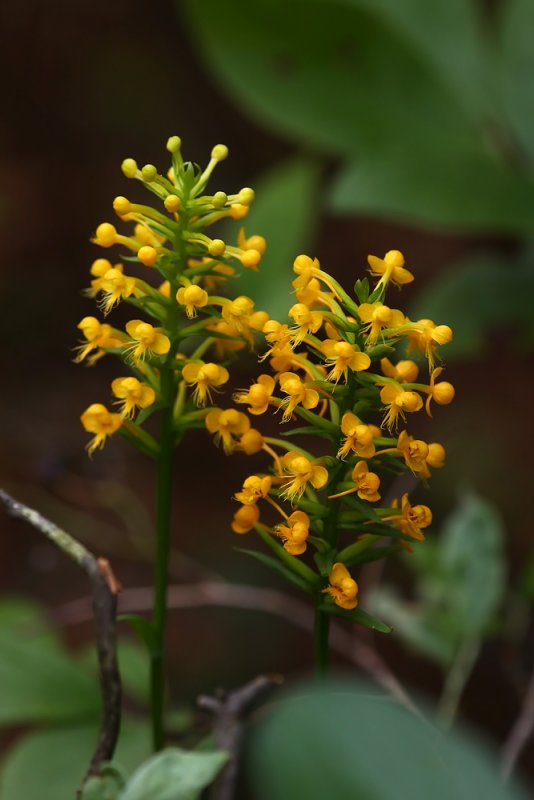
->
209 249 454 629
76 137 269 456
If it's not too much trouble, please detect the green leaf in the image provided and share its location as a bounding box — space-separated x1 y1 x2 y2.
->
183 0 479 158
119 614 157 655
329 152 534 233
250 678 529 800
226 157 320 321
235 548 313 593
0 720 151 800
410 253 534 359
370 586 456 665
120 748 228 800
497 0 534 164
438 492 506 637
318 602 392 633
0 599 99 725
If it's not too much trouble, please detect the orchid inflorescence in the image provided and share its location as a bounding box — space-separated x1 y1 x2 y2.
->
77 137 269 457
211 250 454 622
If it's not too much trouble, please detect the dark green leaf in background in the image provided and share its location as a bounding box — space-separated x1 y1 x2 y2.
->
0 721 151 800
226 158 320 321
250 679 529 800
0 600 99 725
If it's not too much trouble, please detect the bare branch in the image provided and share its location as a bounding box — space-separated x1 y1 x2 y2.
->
501 663 534 780
0 489 122 794
54 579 417 715
199 674 283 800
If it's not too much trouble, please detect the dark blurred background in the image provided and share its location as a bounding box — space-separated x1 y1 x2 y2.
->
1 0 534 794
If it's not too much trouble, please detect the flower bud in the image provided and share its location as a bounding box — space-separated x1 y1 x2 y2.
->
164 195 180 213
238 187 255 205
141 164 158 182
212 191 228 208
113 196 131 216
211 144 229 161
95 223 117 247
138 245 158 266
121 158 138 178
208 239 226 257
166 135 182 153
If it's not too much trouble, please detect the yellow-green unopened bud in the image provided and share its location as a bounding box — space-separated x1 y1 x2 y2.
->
121 158 138 178
211 144 229 162
212 191 228 208
113 196 131 216
166 136 182 153
208 239 226 257
141 164 158 182
164 195 181 213
238 187 255 205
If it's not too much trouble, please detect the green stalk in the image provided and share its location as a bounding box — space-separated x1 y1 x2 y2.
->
313 606 330 678
150 365 174 751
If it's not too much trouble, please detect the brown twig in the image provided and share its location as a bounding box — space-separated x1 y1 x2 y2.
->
199 674 283 800
501 663 534 780
0 489 122 796
53 579 417 715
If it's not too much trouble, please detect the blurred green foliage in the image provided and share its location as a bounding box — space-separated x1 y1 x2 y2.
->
370 491 506 666
182 0 534 354
250 679 528 800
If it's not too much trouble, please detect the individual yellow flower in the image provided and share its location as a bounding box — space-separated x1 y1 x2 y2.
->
288 303 323 344
424 367 455 416
231 503 260 534
275 510 310 555
380 357 419 383
208 320 247 359
323 562 358 610
295 277 337 311
85 258 114 297
80 403 122 455
181 362 229 406
111 377 156 419
237 227 267 258
367 249 414 287
292 254 341 298
234 475 272 505
201 262 235 293
279 451 328 501
124 320 171 361
176 285 209 318
379 384 422 430
387 493 432 540
337 412 376 459
351 461 381 501
357 302 405 345
406 318 453 370
395 430 430 474
269 343 299 373
234 374 276 415
262 319 293 347
278 372 320 421
221 296 256 335
74 317 123 363
99 268 137 314
205 408 250 453
158 280 171 298
329 461 380 501
320 340 371 382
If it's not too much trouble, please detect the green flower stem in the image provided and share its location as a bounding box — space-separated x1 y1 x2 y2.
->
313 605 330 678
150 364 175 752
